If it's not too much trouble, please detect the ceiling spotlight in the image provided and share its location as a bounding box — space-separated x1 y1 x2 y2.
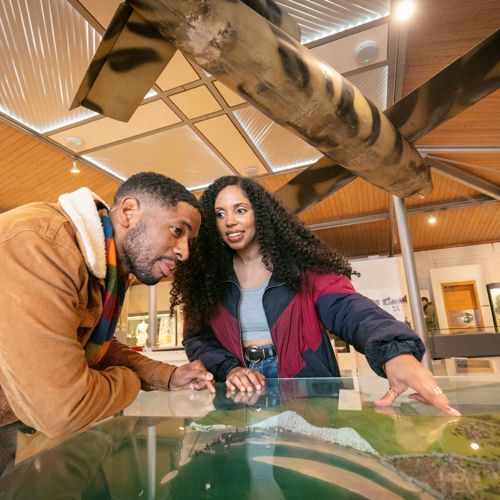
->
70 160 81 174
244 166 258 177
395 0 416 21
428 215 437 225
65 136 84 148
354 40 379 66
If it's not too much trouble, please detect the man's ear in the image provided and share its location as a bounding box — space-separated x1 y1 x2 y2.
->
116 196 140 228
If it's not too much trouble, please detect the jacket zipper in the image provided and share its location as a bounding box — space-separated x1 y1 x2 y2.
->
262 281 286 374
225 279 247 367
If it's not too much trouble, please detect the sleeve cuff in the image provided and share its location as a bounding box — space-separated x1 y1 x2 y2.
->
216 359 242 382
366 339 426 378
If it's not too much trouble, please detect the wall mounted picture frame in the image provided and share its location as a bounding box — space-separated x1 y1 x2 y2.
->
486 283 500 330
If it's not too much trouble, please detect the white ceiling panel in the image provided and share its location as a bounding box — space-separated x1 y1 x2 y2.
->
156 51 200 91
195 115 268 176
234 107 323 172
169 86 222 119
279 0 390 44
311 23 388 75
84 125 233 189
213 81 246 107
0 0 100 132
50 100 181 152
346 65 388 110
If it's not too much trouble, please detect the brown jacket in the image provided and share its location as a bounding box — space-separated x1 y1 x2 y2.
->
0 199 175 438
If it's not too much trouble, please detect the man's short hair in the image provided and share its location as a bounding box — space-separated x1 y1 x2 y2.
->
421 296 429 302
113 172 200 212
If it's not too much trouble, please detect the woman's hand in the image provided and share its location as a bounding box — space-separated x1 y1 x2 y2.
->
226 367 265 392
374 354 461 416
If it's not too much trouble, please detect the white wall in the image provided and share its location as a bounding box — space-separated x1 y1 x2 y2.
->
352 242 500 329
351 256 412 324
413 243 500 300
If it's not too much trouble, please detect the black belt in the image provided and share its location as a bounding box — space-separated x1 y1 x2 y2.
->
244 344 276 363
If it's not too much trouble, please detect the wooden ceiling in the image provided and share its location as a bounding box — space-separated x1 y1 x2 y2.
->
0 0 498 258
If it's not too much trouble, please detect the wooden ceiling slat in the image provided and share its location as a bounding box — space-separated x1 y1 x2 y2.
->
403 0 500 146
0 121 119 211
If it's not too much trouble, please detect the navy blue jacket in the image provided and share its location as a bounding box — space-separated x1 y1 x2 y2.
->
183 271 425 382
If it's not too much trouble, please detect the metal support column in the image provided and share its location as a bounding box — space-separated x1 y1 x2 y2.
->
393 195 432 370
148 285 157 350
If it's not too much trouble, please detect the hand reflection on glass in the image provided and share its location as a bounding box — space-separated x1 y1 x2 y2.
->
373 404 461 453
225 387 266 406
166 389 216 417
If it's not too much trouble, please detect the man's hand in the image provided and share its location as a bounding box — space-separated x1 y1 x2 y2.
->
226 367 265 392
168 360 215 393
374 354 461 416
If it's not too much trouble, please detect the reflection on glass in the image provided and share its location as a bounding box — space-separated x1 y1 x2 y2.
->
2 378 499 498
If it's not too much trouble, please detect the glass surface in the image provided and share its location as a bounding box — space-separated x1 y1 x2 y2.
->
1 377 499 499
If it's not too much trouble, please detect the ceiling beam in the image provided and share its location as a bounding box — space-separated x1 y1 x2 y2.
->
305 16 390 49
307 195 497 231
417 146 500 154
0 111 123 182
428 157 500 201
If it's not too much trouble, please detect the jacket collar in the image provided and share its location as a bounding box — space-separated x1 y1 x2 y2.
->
58 187 109 279
221 262 294 288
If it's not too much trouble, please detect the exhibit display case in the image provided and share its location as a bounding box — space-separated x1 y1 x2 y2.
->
126 312 178 349
1 376 499 498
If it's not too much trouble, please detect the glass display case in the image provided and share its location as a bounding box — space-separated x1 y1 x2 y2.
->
126 312 178 350
487 283 500 331
1 376 499 498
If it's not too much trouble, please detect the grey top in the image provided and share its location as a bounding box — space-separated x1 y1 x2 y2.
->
240 282 272 342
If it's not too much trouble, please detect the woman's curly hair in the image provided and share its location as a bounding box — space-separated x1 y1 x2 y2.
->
171 176 357 331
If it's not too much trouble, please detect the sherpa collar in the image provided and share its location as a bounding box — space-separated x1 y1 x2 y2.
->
58 187 109 279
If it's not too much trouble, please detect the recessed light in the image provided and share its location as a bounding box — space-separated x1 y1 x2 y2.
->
70 160 80 174
65 136 85 148
395 0 416 21
244 166 258 177
428 215 437 225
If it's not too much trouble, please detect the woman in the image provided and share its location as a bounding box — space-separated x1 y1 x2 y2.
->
172 176 459 416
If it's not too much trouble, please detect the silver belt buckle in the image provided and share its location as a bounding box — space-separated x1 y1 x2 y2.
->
244 345 257 362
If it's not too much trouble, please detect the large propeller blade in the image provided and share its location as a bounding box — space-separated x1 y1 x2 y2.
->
72 0 300 122
126 0 430 198
275 28 499 214
273 158 356 214
71 3 176 122
386 28 500 142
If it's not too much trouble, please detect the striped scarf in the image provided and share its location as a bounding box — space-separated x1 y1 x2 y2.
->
85 202 129 365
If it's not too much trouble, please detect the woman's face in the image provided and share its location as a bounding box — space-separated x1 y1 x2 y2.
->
214 185 257 253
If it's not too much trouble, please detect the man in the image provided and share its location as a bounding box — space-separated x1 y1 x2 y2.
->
421 296 439 332
0 172 214 439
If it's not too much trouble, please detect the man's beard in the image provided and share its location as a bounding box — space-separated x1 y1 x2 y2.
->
122 220 161 285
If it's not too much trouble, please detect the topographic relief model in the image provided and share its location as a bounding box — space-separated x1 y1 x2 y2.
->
157 402 500 500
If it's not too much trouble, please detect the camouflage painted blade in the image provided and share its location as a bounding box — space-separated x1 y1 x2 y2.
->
71 0 300 122
275 29 500 213
386 28 500 142
71 3 176 122
274 159 356 214
128 0 431 198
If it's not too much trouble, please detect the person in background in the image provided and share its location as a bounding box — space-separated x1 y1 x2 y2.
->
172 175 460 416
0 172 214 441
422 296 440 332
